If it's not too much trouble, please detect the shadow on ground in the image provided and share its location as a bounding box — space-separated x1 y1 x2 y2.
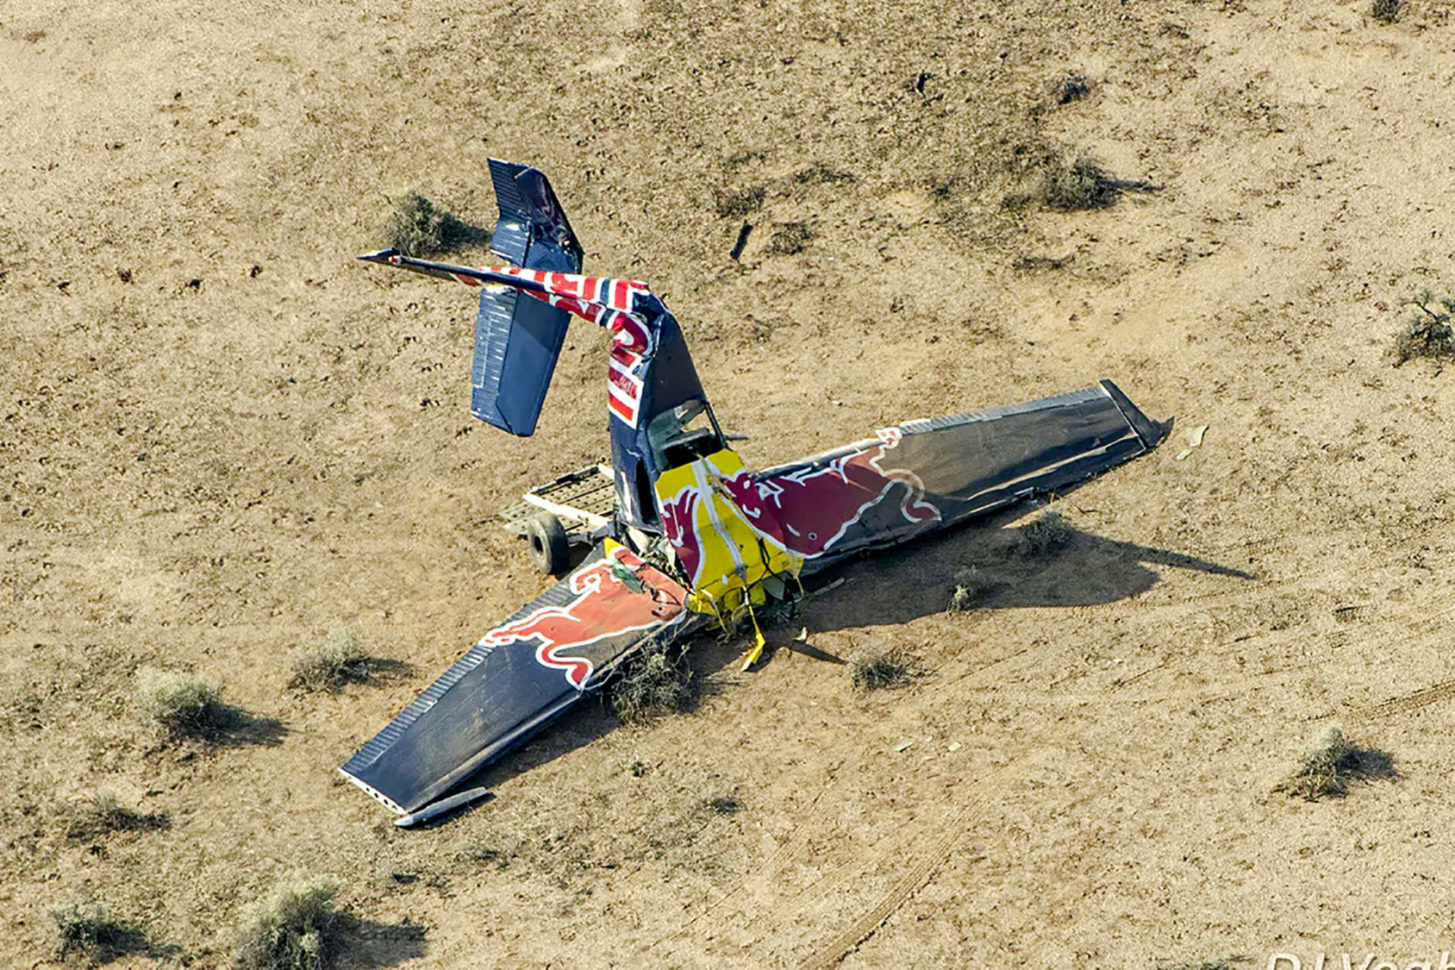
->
797 510 1255 634
213 707 290 748
336 914 428 968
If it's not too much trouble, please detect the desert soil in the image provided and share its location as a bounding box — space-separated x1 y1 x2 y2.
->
4 0 1455 966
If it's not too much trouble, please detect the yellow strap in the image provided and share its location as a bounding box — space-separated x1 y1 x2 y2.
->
740 597 767 671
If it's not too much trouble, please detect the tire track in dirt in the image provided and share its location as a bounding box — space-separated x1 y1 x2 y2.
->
788 769 1015 970
1316 679 1455 725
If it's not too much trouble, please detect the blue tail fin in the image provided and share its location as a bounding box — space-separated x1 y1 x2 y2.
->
470 160 585 436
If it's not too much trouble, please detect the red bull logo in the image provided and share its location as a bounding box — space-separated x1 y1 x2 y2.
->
477 547 685 689
719 428 939 558
658 489 704 586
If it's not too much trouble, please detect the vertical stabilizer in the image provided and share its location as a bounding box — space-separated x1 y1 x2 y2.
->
469 161 585 436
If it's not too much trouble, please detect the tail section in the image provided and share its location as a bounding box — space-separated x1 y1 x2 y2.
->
469 160 585 436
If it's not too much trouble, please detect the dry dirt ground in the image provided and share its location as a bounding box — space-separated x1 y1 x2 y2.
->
4 0 1455 966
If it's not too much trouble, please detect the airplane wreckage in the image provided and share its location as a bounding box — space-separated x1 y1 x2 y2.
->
342 161 1167 825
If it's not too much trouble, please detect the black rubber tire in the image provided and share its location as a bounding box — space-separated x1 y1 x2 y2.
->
524 513 570 576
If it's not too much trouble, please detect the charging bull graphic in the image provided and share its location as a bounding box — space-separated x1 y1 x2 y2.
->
719 427 941 559
477 547 685 689
343 159 1166 822
659 489 703 585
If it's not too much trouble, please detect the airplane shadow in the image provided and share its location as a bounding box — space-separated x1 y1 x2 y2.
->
794 507 1255 635
428 511 1252 820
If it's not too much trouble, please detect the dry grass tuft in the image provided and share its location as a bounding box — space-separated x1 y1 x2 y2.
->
764 221 815 255
382 191 487 257
713 185 765 219
1055 72 1092 104
794 163 854 185
851 646 912 690
135 667 229 739
611 644 691 724
289 630 371 693
700 790 744 815
1391 291 1455 365
1279 725 1396 800
947 565 992 612
1041 147 1117 211
234 875 340 970
1019 510 1073 558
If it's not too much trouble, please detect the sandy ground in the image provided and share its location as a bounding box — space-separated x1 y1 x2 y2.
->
4 0 1455 965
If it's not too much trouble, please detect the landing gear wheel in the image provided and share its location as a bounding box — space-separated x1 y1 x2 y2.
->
524 513 569 576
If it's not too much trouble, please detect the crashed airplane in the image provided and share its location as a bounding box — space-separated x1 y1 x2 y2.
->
341 160 1166 824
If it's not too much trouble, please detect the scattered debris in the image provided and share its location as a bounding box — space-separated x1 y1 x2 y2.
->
893 739 913 753
1175 423 1209 461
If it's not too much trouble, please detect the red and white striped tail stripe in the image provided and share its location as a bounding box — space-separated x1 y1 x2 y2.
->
444 263 657 429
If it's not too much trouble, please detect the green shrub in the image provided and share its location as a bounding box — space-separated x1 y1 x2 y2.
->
382 192 486 257
289 630 370 692
1372 0 1400 22
234 876 340 970
947 565 992 612
135 667 228 739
